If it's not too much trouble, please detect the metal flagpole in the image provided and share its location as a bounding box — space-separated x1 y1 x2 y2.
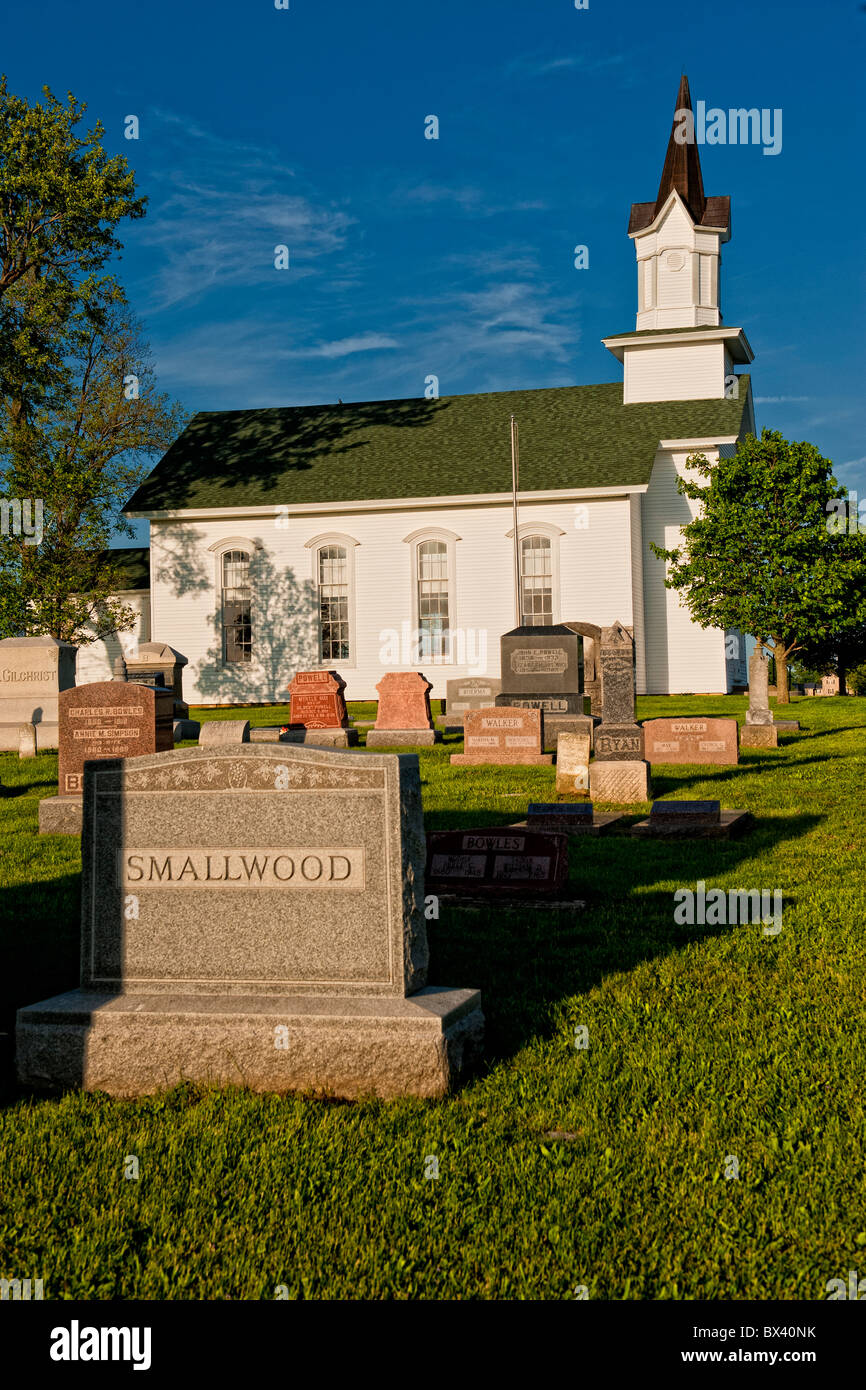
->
511 414 521 627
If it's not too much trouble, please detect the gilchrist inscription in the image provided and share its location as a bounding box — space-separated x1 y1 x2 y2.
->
119 848 365 889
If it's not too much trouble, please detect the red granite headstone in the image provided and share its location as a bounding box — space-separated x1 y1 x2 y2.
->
426 826 568 897
450 706 553 766
642 717 739 765
287 670 349 729
57 683 173 797
373 672 433 730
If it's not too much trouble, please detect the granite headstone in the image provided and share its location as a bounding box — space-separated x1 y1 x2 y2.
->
367 672 439 747
642 717 738 765
0 636 76 752
450 706 553 766
18 744 483 1099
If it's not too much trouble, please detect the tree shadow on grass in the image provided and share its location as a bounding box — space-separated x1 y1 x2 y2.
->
0 874 80 1103
426 810 821 1064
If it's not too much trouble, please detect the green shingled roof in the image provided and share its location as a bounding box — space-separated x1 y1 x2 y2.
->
97 546 150 590
124 379 752 514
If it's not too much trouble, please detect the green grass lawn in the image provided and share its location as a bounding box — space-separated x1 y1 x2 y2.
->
1 695 864 1299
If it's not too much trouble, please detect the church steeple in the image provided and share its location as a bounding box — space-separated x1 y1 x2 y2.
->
602 76 753 402
625 74 731 333
654 74 706 225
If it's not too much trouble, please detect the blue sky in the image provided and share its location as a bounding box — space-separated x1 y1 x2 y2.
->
5 0 866 538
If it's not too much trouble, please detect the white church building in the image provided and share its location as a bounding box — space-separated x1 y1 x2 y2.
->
118 76 755 706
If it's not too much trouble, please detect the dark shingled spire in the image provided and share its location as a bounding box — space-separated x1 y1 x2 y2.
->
654 74 705 223
628 76 730 235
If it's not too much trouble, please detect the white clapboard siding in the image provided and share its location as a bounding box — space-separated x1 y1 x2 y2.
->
149 495 641 705
624 342 726 403
75 592 151 685
641 448 728 693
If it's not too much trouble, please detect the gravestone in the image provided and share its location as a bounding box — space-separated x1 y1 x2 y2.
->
495 625 589 746
17 744 483 1099
745 646 773 725
0 636 76 752
19 722 37 759
39 683 173 835
444 676 502 730
555 732 591 796
740 724 778 749
589 760 650 804
522 802 624 837
199 719 250 746
426 826 568 898
642 717 739 765
591 623 650 803
564 622 602 717
280 669 358 746
367 672 439 747
125 643 189 719
632 800 752 839
450 706 553 766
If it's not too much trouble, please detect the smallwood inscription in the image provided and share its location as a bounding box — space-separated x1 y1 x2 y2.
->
119 847 365 889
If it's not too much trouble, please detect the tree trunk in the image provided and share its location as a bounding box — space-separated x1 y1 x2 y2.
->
772 639 791 704
838 660 847 698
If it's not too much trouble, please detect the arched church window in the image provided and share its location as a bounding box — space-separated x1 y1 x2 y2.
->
318 545 350 662
417 539 450 659
520 535 553 626
222 550 252 663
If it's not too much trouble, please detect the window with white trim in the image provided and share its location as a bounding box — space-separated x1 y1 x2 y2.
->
417 538 450 659
222 549 252 662
520 535 553 626
317 544 350 662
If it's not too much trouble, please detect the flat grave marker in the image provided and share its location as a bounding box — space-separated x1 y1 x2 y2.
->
642 717 738 765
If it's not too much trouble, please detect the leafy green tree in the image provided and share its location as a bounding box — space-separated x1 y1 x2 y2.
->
652 430 866 704
792 611 866 697
0 76 145 417
0 290 186 643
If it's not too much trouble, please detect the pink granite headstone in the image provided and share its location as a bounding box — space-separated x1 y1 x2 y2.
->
373 673 434 731
286 670 349 729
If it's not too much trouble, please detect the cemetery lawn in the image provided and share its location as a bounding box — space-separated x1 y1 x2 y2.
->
1 694 864 1299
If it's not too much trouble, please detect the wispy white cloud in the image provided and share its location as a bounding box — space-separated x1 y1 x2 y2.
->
397 182 547 217
290 334 400 360
505 50 627 79
133 110 354 310
754 395 811 403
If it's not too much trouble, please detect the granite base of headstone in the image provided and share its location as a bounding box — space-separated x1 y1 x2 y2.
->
366 672 440 747
773 719 800 733
0 636 76 752
273 725 359 747
740 724 778 749
523 803 622 836
18 744 483 1100
198 719 251 746
450 707 553 766
589 760 651 804
444 676 502 731
642 718 739 765
631 801 753 838
39 682 173 836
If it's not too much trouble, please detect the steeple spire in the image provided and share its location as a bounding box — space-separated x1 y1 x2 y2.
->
654 74 706 224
